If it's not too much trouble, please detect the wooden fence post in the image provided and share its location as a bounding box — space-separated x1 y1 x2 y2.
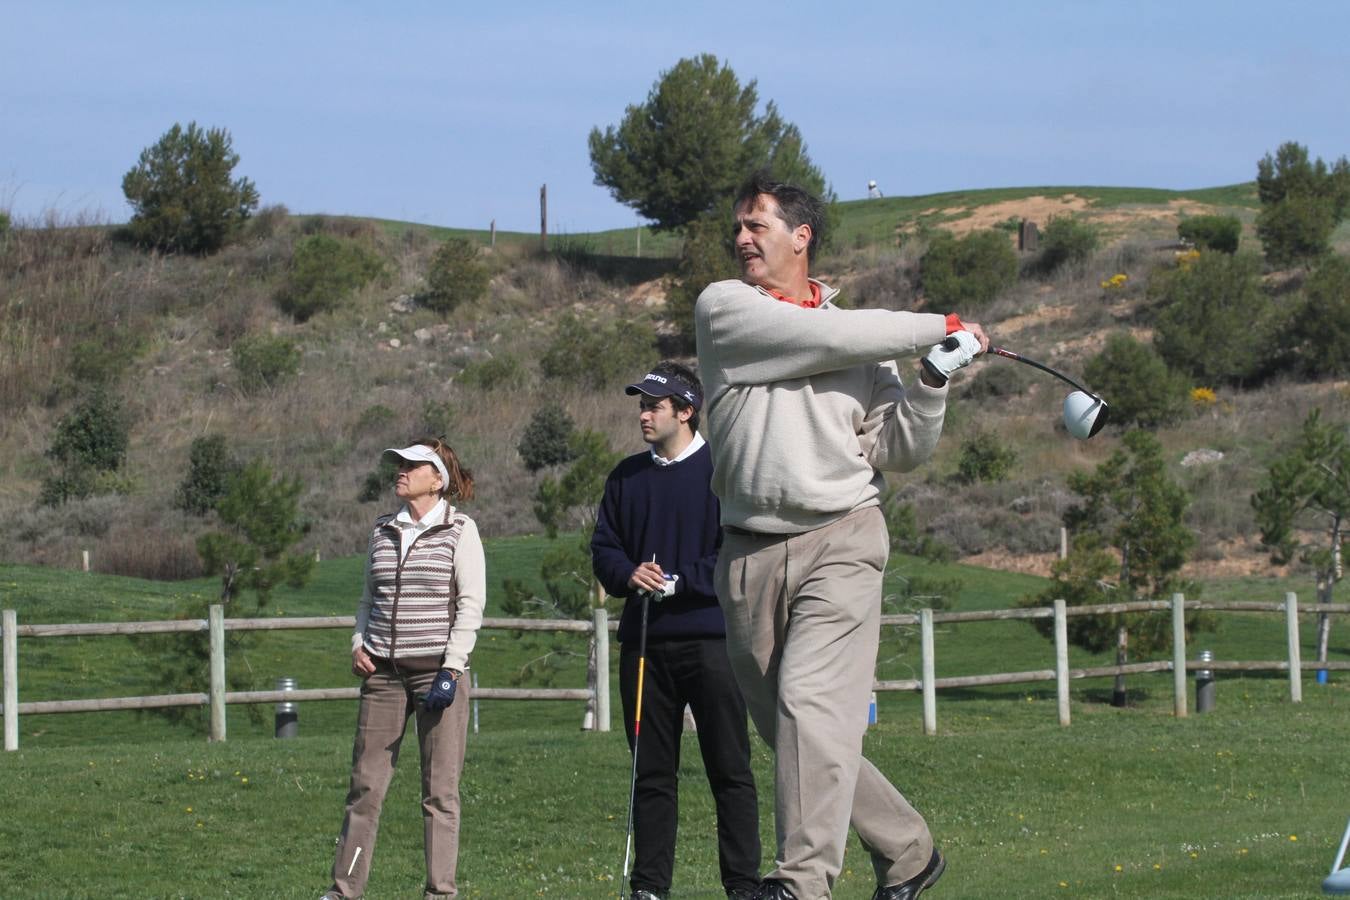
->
209 605 226 742
1286 592 1302 703
592 607 610 733
1172 593 1188 718
921 608 936 735
1054 600 1070 726
3 609 17 751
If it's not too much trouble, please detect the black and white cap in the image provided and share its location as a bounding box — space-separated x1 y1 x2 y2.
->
624 371 702 411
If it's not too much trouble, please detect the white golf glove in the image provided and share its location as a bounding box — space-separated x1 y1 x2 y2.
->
921 330 982 386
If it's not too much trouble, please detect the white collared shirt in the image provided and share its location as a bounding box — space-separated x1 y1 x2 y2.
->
651 431 705 467
392 498 447 561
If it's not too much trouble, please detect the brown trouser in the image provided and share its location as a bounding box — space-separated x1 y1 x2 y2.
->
717 507 933 900
328 657 471 899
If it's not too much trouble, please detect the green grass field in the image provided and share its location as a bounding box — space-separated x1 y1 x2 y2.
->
3 539 1348 898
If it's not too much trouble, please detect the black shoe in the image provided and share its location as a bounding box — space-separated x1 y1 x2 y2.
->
630 891 666 900
727 889 758 900
873 848 945 900
753 879 798 900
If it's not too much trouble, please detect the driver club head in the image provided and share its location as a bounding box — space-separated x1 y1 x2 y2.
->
1063 391 1108 440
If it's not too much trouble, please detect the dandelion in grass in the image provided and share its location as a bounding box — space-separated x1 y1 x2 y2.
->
1239 848 1249 856
1190 851 1199 859
1153 863 1161 871
1190 387 1217 406
1289 835 1298 842
1113 864 1123 873
185 807 193 813
1058 881 1069 888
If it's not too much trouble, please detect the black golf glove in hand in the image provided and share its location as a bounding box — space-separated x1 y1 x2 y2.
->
422 669 458 711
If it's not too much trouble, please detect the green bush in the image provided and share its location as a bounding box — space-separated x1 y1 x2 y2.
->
1285 254 1350 377
352 404 397 437
68 333 145 387
539 313 657 389
359 458 399 503
1082 333 1190 429
1151 252 1277 386
458 354 528 390
175 434 241 516
232 333 301 395
40 389 130 506
121 122 259 255
954 430 1016 484
1037 216 1099 274
666 211 738 348
1255 141 1350 268
1177 215 1241 254
518 407 577 473
276 233 384 321
423 238 490 314
919 229 1018 308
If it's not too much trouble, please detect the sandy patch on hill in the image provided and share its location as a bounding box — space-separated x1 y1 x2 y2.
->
913 196 1217 238
963 538 1287 582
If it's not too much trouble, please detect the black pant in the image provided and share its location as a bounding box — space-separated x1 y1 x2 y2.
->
620 636 761 896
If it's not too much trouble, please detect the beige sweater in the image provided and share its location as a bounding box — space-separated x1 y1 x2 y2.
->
694 278 950 533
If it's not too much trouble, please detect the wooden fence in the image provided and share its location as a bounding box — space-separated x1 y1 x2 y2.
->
3 593 1349 750
0 607 615 751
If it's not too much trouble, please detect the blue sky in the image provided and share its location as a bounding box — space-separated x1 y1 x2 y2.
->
3 1 1348 233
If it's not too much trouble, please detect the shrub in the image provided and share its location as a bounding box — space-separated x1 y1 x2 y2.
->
458 354 528 390
232 333 301 394
1082 333 1190 429
68 332 145 387
919 229 1018 308
423 238 490 314
1151 252 1277 386
359 458 399 502
352 404 397 437
954 431 1017 484
175 435 241 516
539 313 656 389
40 389 130 505
121 122 259 254
276 233 384 321
1177 215 1241 254
1285 253 1350 377
666 211 738 348
1036 216 1099 275
1255 141 1350 268
518 407 577 472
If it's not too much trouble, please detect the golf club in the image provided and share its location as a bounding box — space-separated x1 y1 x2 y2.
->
988 346 1109 439
619 558 661 899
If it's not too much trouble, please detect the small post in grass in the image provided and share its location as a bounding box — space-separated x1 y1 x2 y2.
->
1285 592 1302 703
1054 600 1070 726
921 608 936 736
3 609 17 751
275 677 298 739
593 606 610 733
209 604 226 742
1195 650 1215 713
1172 593 1187 719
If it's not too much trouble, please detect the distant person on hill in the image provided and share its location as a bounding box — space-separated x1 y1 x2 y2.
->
321 437 485 900
695 172 987 899
591 360 761 900
867 179 883 199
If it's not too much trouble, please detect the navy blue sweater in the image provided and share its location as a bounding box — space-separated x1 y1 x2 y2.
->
590 442 726 643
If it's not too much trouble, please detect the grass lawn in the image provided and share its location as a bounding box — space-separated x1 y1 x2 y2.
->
2 539 1347 897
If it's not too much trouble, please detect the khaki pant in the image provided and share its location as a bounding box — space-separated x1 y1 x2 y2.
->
329 657 470 899
717 507 932 900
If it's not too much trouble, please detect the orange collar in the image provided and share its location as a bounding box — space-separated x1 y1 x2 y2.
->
765 282 823 308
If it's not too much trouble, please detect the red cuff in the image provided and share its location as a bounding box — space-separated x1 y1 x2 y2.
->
945 313 965 335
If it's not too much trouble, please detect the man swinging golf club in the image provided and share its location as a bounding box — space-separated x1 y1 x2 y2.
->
591 361 761 900
695 173 988 900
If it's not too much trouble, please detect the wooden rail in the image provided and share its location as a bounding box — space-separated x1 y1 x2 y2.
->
4 593 1348 749
1 607 612 750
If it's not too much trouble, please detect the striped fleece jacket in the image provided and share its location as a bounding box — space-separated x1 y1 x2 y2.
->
353 502 486 671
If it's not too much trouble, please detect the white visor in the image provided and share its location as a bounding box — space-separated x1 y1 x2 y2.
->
382 445 449 488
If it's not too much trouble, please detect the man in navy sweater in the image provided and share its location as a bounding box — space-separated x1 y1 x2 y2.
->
592 360 761 900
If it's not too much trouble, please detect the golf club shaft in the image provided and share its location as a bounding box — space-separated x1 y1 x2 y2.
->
620 566 658 898
989 346 1099 399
